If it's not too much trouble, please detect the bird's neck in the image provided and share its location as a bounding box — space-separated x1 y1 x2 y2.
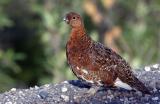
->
70 26 86 39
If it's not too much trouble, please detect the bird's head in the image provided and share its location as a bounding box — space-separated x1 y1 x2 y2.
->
63 12 83 28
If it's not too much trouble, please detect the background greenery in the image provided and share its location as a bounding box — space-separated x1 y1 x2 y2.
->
0 0 159 92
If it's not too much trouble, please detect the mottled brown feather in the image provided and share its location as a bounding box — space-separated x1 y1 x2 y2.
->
64 12 150 94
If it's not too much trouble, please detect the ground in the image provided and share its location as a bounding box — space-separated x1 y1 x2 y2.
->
0 64 160 104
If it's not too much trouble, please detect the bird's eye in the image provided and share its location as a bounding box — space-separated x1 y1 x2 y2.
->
72 17 76 19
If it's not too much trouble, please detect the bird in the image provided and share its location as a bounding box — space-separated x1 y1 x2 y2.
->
64 12 150 94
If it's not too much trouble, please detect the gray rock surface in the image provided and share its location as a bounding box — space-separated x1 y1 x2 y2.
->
0 64 160 104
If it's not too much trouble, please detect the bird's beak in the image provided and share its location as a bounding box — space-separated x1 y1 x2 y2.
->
63 16 69 24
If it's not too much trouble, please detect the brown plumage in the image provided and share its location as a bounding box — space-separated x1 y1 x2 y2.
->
64 12 150 94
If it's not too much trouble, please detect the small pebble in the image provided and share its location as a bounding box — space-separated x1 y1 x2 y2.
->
10 88 16 92
5 102 12 104
104 101 108 103
102 96 107 99
107 90 112 94
34 86 39 90
145 67 151 71
18 91 23 94
129 97 134 100
18 91 25 96
120 98 124 101
153 88 157 92
152 97 159 101
44 84 50 87
73 96 79 100
39 91 49 99
63 81 68 84
61 95 69 102
61 86 68 92
107 95 114 100
136 91 142 96
124 98 129 103
153 64 159 69
29 87 34 90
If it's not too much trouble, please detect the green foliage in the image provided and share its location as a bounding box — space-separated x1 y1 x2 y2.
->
0 49 24 91
0 0 13 28
116 0 160 67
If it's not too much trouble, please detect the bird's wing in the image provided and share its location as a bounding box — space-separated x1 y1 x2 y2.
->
90 41 129 69
89 41 134 79
90 42 150 94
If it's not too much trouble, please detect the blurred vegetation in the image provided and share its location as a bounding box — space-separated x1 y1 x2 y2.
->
0 0 159 92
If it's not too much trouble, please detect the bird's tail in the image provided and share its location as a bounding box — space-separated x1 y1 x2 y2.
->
128 76 150 94
117 71 150 94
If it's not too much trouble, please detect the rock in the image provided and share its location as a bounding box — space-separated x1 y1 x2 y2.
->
152 96 159 101
61 86 68 92
60 94 69 102
0 64 160 104
39 91 49 99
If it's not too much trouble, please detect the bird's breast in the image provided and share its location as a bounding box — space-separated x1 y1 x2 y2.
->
66 40 117 86
66 40 90 68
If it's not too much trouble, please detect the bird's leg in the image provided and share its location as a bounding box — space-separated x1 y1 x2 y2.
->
73 85 100 103
84 85 100 97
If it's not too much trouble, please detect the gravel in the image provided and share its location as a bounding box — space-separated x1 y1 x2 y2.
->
0 64 160 104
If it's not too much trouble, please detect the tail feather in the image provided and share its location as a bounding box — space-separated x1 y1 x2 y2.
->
117 70 150 94
127 76 151 94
